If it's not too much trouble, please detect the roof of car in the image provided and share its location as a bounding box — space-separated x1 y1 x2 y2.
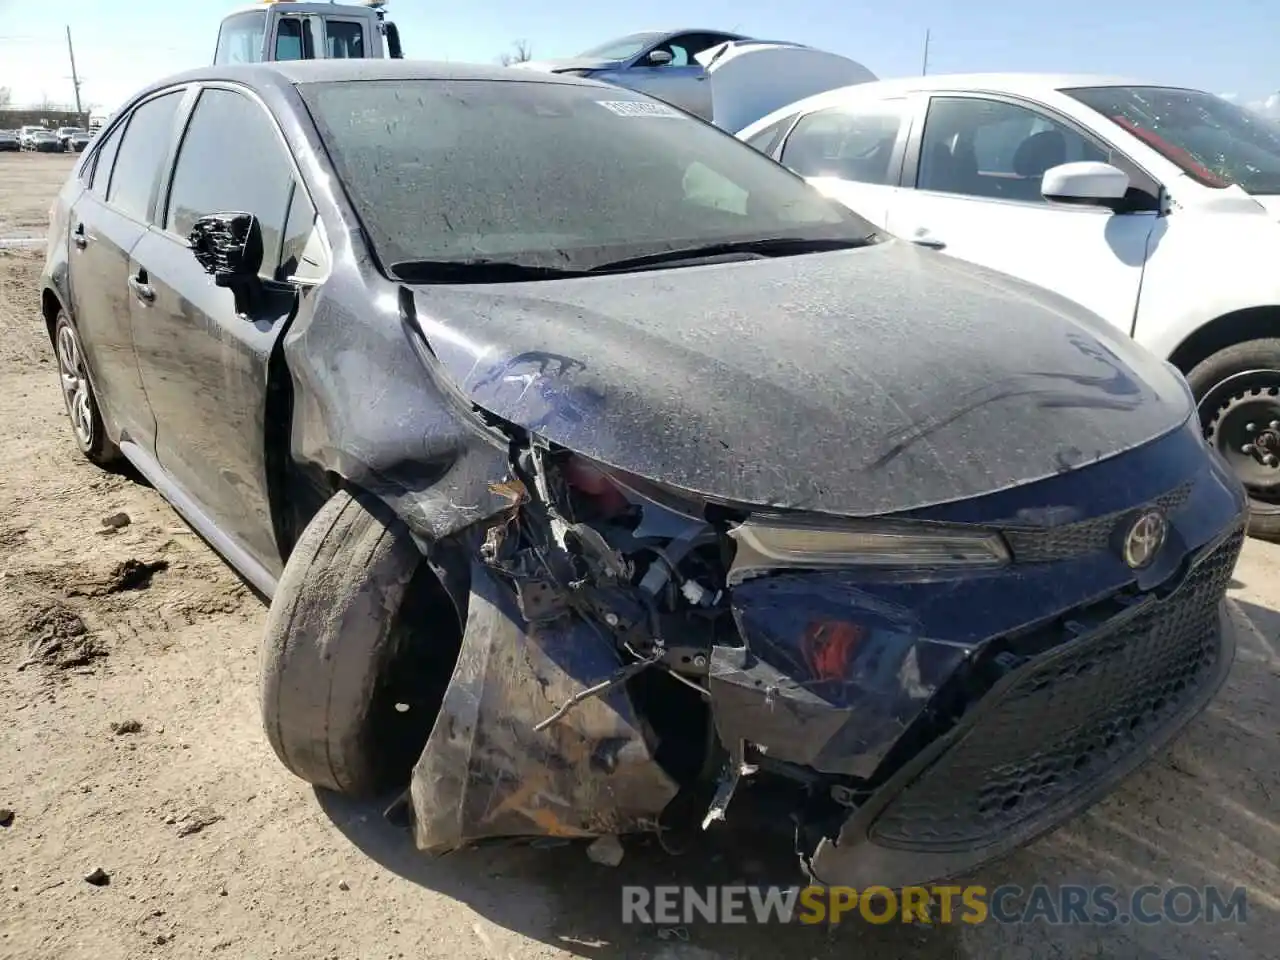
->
128 59 595 103
737 71 1180 136
828 72 1155 97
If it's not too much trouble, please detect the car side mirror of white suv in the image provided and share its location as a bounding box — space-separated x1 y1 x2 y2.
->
1041 162 1131 210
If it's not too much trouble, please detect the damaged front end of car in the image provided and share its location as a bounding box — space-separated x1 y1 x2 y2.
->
402 418 1247 887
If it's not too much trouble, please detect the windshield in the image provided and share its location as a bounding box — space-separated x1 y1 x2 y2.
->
575 32 663 61
299 79 875 275
1065 85 1280 194
214 10 267 64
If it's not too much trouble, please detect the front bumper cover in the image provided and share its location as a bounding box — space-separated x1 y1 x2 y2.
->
807 532 1241 888
402 419 1246 882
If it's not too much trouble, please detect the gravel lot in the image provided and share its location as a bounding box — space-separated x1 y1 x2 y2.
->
0 152 1277 960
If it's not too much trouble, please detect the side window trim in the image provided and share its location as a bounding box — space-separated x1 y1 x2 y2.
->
85 119 126 195
146 86 201 226
902 90 1162 206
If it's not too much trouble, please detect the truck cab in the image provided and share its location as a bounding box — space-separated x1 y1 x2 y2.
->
214 1 402 64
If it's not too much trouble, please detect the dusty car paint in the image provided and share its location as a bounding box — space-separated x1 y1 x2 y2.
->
407 242 1196 519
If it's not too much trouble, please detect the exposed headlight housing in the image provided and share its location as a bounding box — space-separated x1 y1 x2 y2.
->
727 514 1010 584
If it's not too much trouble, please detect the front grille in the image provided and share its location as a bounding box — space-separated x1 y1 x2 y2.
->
1002 482 1192 563
869 528 1242 851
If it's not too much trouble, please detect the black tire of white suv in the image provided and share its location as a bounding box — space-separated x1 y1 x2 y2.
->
1188 337 1280 541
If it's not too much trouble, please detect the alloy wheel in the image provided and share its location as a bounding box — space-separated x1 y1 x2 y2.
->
56 323 94 448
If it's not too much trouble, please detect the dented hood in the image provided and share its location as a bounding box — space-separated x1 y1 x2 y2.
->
409 240 1194 518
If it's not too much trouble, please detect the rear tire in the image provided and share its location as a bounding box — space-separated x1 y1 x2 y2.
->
52 312 120 466
1187 338 1280 541
259 488 461 796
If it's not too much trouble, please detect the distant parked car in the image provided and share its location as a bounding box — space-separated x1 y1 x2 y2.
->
56 127 91 152
20 127 61 152
517 28 750 119
0 129 20 152
739 73 1280 538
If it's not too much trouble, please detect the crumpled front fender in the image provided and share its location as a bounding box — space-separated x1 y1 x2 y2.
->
409 561 679 852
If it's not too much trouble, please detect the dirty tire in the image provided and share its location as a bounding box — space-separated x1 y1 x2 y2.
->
53 312 119 465
1187 338 1280 541
260 488 436 796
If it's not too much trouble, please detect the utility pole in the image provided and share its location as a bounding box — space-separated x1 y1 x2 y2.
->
921 28 931 76
66 25 84 117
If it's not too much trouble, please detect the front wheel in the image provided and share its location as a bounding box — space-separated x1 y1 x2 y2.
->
1187 338 1280 541
259 488 462 796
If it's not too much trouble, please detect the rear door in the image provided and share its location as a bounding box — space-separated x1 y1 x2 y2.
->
66 90 187 454
128 84 325 575
884 93 1160 332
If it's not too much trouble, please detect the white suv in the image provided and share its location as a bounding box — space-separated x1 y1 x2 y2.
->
738 74 1280 538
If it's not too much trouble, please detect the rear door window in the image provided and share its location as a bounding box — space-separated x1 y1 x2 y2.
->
88 122 125 196
106 91 184 221
165 87 298 277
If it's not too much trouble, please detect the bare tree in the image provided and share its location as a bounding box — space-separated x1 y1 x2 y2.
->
497 39 533 66
0 87 10 108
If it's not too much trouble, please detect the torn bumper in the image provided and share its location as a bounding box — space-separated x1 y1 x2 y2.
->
805 549 1241 890
409 560 678 852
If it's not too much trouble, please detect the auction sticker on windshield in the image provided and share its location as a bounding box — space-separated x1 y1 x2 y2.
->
596 100 683 118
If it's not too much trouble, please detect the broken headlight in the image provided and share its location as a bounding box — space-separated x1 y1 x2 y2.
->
728 515 1010 584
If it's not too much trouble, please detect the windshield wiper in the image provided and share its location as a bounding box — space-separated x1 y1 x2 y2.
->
588 236 876 273
390 259 590 283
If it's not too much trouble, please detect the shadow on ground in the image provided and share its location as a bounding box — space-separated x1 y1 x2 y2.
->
318 602 1279 960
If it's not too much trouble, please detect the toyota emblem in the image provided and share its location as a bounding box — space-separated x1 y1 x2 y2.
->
1122 510 1167 569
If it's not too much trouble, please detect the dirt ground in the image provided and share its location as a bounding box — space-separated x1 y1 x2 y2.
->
0 152 1277 960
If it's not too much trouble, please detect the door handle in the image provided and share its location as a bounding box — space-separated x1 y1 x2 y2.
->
72 224 89 249
911 237 946 250
129 273 155 303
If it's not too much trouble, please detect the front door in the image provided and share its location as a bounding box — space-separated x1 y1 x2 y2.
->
128 84 322 576
66 90 186 453
607 35 715 119
885 94 1159 333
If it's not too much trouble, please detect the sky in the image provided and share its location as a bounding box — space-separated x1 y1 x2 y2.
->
1 0 1278 117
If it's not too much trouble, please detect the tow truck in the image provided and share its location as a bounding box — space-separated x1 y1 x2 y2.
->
214 0 402 64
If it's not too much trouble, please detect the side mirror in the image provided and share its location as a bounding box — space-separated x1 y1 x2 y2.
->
384 21 403 59
189 212 264 314
190 212 263 287
645 49 674 66
1041 161 1131 210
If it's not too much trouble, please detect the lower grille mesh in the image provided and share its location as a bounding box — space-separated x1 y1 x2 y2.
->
870 530 1242 851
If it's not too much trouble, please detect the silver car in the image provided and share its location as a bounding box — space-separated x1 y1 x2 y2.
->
518 29 749 119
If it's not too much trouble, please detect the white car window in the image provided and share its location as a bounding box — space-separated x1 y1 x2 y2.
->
780 100 907 185
918 96 1108 204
